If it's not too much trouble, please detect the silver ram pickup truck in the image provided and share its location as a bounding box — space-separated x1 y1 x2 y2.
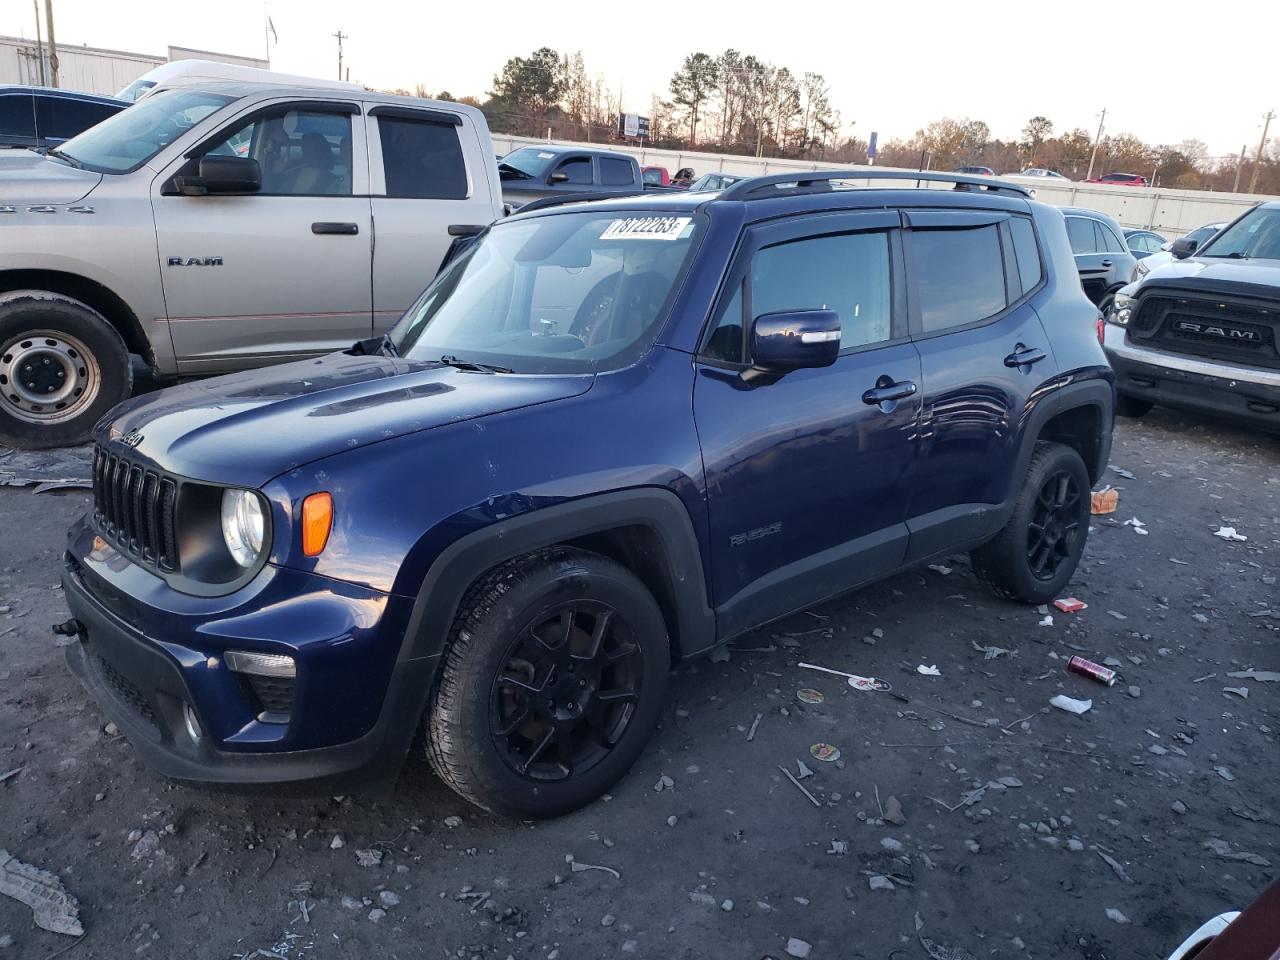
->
0 83 503 448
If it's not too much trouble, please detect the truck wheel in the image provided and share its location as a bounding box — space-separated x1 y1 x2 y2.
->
426 547 670 819
970 441 1091 604
0 291 132 449
1115 394 1153 418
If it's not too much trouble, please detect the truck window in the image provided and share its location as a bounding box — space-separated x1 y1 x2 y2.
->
0 94 37 141
600 157 633 186
35 98 121 142
377 116 467 199
203 108 353 196
554 157 592 185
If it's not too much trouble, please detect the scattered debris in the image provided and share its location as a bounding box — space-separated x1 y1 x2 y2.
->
1038 615 1054 627
785 937 813 959
915 912 978 960
1098 851 1135 885
1123 517 1148 535
746 713 763 742
1106 908 1131 925
1215 766 1236 782
927 563 953 576
1109 466 1136 479
566 854 620 879
868 875 895 891
329 835 345 850
1223 687 1249 700
1107 609 1128 620
442 815 463 829
1050 695 1092 715
707 644 731 663
798 662 891 692
653 774 674 793
809 743 840 763
1171 800 1187 815
779 765 821 808
970 641 1013 660
0 849 83 936
1212 526 1247 541
796 688 824 705
0 767 22 785
827 841 848 856
1091 488 1119 515
1054 597 1088 613
1227 670 1280 683
354 849 383 868
1068 656 1118 687
917 664 942 677
883 796 906 826
1202 839 1270 867
795 760 815 780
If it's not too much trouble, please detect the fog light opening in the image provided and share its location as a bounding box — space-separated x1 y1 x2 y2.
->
224 650 296 678
183 702 202 743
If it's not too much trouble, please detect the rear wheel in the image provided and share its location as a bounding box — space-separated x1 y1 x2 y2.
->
0 291 131 449
1115 393 1153 418
426 547 670 819
971 441 1091 603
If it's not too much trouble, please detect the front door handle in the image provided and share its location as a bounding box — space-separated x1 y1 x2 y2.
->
1004 344 1047 368
1100 259 1113 267
862 376 918 407
312 221 359 235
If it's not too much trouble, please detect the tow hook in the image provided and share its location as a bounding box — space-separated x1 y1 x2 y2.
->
51 618 84 638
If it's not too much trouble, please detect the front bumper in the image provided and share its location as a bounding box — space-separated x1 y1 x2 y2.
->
1104 324 1280 433
62 517 435 790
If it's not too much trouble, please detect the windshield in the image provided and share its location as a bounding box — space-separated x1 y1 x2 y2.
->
53 89 232 174
1185 224 1223 246
115 78 157 102
391 210 702 374
499 147 558 178
1199 208 1280 260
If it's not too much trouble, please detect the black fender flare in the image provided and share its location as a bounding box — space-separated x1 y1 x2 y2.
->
1012 376 1115 494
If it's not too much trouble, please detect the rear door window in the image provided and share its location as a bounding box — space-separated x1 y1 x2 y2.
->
554 156 593 185
1066 216 1098 254
600 157 634 186
908 225 1007 333
378 116 468 199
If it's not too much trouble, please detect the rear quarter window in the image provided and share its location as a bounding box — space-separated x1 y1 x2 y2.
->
1008 217 1043 294
601 157 634 186
1066 217 1097 254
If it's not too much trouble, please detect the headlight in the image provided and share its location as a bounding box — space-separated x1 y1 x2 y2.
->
220 489 266 568
1107 292 1135 327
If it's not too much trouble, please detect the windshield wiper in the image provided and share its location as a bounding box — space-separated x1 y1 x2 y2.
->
438 355 513 374
498 164 532 181
46 147 84 169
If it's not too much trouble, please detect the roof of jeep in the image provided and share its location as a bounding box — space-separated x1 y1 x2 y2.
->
508 182 1036 226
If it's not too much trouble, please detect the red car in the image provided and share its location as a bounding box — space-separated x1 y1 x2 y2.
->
641 165 670 187
1086 172 1149 186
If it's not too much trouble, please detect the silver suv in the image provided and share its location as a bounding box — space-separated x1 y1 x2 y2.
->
0 83 502 448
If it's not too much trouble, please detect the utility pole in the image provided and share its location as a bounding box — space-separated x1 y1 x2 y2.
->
31 0 46 86
1247 108 1275 195
1232 144 1247 193
1085 107 1107 181
331 29 347 82
43 0 58 88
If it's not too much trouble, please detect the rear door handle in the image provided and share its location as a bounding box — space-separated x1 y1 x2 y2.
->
862 377 918 406
1100 259 1113 267
312 221 359 235
1004 344 1047 368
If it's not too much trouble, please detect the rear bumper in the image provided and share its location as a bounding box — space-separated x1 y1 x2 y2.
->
1104 324 1280 432
62 518 435 792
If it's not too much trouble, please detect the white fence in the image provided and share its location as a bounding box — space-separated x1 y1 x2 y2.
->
492 132 1274 239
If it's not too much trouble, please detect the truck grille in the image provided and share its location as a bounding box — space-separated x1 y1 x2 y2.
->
1132 294 1280 369
92 445 179 571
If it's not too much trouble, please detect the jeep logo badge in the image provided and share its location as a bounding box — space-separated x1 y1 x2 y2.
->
120 429 144 449
166 256 223 267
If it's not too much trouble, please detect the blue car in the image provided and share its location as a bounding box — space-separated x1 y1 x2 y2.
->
60 171 1114 818
0 85 127 151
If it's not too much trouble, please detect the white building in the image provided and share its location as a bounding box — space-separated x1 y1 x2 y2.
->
0 35 266 97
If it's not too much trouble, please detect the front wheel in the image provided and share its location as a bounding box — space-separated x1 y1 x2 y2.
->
970 441 1091 603
0 291 132 449
426 547 670 819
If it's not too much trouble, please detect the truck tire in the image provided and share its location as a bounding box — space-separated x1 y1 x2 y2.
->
426 547 670 819
0 291 132 449
970 441 1091 604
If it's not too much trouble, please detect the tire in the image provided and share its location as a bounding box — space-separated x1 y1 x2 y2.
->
1115 393 1153 419
970 441 1091 604
0 291 132 449
426 547 670 819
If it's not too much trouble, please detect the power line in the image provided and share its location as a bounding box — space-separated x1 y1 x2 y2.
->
331 29 347 83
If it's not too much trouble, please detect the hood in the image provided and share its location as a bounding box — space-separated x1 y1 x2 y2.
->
101 352 594 487
1141 256 1280 297
0 149 102 204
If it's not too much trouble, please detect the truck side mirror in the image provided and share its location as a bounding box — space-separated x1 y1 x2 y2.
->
748 309 841 379
173 156 262 197
1170 237 1199 259
548 171 570 184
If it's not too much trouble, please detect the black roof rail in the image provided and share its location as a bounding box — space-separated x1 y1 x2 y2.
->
718 169 1034 201
510 191 648 215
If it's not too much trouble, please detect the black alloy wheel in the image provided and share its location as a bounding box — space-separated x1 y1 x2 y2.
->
1026 469 1082 581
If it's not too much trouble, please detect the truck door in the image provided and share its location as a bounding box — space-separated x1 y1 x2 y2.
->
152 99 373 374
693 211 922 637
368 105 502 333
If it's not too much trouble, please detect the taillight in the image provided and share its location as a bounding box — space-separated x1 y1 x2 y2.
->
1096 315 1105 344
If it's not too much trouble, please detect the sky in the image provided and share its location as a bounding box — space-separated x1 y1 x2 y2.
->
3 0 1276 160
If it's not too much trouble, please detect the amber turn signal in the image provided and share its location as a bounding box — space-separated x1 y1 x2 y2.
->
301 492 333 557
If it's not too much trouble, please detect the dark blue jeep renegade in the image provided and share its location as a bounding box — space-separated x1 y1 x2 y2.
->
61 171 1114 818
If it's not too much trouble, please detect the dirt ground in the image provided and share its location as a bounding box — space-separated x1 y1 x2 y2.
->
1 406 1276 960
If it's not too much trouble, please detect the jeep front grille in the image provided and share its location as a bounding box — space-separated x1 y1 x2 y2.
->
92 445 179 571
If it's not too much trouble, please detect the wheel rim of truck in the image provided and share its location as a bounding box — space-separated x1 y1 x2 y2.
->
489 599 644 782
0 329 102 425
1026 469 1083 581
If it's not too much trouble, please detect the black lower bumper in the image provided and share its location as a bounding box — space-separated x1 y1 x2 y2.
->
1108 350 1280 434
62 561 434 793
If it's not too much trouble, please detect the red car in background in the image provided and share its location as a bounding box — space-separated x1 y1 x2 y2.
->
641 165 670 187
1086 172 1149 186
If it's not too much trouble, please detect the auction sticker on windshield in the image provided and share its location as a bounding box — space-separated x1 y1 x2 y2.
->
601 216 693 241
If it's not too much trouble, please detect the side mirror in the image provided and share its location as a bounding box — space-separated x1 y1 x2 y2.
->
1170 237 1199 259
749 310 840 377
173 155 261 196
548 171 570 184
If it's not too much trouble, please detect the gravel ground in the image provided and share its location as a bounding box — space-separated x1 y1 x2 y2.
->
1 406 1276 960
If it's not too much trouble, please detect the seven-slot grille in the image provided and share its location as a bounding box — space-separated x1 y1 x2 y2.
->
92 445 179 571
